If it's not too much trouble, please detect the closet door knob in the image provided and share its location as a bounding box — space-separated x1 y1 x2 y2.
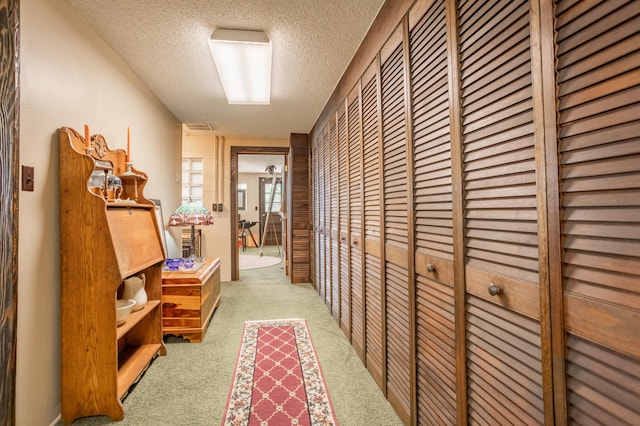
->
488 282 501 296
426 263 436 273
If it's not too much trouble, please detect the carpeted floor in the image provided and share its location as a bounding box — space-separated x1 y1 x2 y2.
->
58 245 402 426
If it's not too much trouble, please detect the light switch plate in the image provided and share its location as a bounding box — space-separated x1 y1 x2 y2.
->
22 165 34 191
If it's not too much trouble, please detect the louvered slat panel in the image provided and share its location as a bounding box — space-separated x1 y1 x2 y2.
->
329 119 340 320
313 134 321 293
458 1 544 424
292 230 310 281
323 127 332 307
556 0 640 420
386 261 411 417
459 0 539 283
411 0 453 253
338 109 351 334
416 275 456 425
290 135 310 283
363 76 381 240
381 39 411 420
365 255 383 387
466 296 544 425
362 72 384 387
409 2 456 424
557 0 640 315
566 334 640 425
348 94 364 357
316 130 326 300
382 45 409 246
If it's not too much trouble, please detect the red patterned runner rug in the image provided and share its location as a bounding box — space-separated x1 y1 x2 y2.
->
222 319 338 425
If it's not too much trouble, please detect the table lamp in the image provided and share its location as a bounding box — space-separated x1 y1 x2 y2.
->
169 202 214 259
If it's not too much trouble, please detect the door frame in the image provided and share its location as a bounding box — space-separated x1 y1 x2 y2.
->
230 146 289 281
1 0 20 423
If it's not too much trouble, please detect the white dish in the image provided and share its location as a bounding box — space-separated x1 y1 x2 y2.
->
116 299 136 326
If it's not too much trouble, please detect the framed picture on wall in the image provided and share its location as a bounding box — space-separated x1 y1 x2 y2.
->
238 189 246 211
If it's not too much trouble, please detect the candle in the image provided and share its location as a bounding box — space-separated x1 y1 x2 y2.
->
84 124 90 148
127 127 131 162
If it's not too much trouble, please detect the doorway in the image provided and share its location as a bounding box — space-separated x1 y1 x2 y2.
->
258 176 283 247
230 146 288 281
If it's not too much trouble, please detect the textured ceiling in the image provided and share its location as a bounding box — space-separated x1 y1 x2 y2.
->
65 0 385 139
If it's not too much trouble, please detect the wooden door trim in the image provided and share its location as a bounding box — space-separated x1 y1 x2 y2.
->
445 0 468 422
230 146 289 281
530 0 566 423
0 0 19 424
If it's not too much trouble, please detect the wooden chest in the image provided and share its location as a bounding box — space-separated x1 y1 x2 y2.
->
161 257 221 342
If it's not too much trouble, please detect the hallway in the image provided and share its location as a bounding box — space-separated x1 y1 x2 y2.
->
61 253 401 425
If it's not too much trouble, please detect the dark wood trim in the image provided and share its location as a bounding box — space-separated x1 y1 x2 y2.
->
230 146 289 281
0 1 19 424
357 78 367 363
401 14 418 426
445 0 467 423
530 0 567 422
343 96 352 340
375 50 388 397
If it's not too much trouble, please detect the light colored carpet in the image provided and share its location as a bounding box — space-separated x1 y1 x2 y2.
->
58 245 402 426
238 254 282 270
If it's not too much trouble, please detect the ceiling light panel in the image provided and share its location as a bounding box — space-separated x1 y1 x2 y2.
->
208 29 272 105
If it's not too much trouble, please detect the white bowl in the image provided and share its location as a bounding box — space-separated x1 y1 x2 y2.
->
116 299 137 326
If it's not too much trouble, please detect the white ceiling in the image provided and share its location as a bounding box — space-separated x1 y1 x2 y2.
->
65 0 386 139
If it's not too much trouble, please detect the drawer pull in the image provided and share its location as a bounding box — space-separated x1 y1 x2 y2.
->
488 282 501 296
426 263 436 273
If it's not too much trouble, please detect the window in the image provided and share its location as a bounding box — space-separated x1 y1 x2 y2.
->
259 177 282 212
237 183 247 211
182 158 204 206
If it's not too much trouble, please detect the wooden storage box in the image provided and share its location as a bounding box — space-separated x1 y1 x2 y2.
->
161 257 221 342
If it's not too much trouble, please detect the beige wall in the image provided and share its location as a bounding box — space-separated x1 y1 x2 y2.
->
182 135 288 281
238 172 264 223
18 1 182 424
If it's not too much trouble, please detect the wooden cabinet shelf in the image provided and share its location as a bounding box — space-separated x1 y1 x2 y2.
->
59 127 166 424
116 300 161 339
116 343 163 399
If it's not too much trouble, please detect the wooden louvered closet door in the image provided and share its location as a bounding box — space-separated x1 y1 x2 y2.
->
555 1 640 423
362 62 385 389
409 0 456 423
381 26 412 424
348 87 365 359
322 127 332 308
313 135 322 296
458 0 545 424
329 118 340 319
338 105 351 336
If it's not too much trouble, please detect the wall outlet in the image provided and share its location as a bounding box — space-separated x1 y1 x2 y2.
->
217 203 223 212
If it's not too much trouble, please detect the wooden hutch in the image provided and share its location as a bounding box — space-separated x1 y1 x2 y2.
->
59 127 166 424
